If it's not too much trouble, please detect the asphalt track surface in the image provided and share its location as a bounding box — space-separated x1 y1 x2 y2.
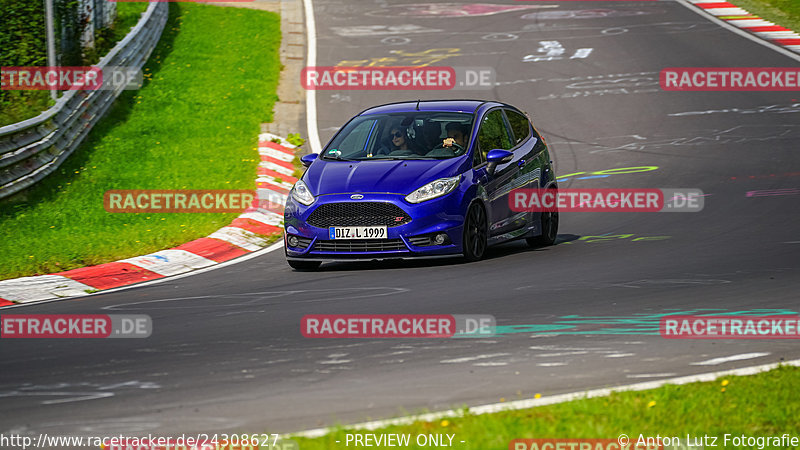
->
2 0 799 444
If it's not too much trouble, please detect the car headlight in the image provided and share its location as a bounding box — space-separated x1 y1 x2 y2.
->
405 176 460 203
291 180 315 206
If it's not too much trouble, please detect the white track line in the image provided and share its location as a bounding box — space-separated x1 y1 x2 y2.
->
440 353 511 364
290 359 800 438
626 373 678 379
677 0 800 63
303 0 322 154
690 352 770 366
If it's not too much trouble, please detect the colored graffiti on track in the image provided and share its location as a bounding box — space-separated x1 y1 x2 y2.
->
495 309 800 336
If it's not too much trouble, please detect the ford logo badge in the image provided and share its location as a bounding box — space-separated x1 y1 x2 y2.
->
350 194 364 200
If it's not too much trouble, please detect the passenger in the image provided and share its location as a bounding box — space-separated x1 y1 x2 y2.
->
375 126 427 156
389 127 410 151
372 127 410 156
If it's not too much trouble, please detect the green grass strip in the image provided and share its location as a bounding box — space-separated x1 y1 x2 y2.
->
0 3 281 280
725 0 800 32
293 365 800 449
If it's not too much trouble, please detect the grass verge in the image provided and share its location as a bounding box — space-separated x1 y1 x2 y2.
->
0 2 281 280
293 365 800 449
727 0 800 33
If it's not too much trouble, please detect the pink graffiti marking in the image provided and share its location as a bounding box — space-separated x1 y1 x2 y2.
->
730 172 800 180
368 3 548 17
745 188 800 197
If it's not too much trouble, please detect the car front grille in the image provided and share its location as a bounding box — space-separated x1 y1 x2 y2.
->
307 202 411 228
313 239 407 252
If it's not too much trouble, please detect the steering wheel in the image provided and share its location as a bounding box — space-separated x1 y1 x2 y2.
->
433 141 464 155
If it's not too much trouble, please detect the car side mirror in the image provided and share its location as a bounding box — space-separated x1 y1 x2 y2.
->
301 153 318 167
485 149 513 175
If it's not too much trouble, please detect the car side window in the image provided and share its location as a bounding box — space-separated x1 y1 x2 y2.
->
505 109 531 145
335 119 375 157
473 143 484 166
477 110 513 161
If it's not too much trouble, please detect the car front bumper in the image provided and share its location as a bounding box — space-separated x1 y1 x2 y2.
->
284 192 466 260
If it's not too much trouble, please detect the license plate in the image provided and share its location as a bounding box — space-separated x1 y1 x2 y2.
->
329 226 387 240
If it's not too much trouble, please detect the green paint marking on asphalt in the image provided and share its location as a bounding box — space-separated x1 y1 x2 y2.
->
494 309 799 336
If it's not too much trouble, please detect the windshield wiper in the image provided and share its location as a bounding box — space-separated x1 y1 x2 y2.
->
323 154 355 161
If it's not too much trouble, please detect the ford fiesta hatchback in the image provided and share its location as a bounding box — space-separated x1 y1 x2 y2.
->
284 100 558 270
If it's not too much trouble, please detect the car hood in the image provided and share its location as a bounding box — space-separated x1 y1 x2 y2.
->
305 158 466 196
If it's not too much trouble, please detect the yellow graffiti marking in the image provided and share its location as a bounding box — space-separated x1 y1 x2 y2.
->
558 166 660 179
336 48 462 68
562 234 671 244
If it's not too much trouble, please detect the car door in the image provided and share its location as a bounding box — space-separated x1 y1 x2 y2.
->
475 108 518 237
504 108 547 235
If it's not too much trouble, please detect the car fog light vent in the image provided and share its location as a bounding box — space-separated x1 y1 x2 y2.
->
408 236 432 247
287 235 312 250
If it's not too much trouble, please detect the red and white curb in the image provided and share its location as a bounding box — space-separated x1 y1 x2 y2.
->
687 0 800 53
0 132 297 307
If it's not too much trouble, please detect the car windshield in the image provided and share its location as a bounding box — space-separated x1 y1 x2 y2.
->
322 112 475 161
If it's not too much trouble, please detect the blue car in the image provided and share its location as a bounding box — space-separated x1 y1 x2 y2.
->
284 100 558 270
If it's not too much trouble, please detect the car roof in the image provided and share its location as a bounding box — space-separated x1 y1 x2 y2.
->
359 100 505 116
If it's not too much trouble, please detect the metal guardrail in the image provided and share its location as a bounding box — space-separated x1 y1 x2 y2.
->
0 2 168 199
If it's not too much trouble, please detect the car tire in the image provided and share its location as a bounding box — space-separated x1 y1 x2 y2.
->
287 259 322 271
527 207 559 247
462 202 488 262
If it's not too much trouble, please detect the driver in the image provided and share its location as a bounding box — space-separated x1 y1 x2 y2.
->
442 122 469 149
